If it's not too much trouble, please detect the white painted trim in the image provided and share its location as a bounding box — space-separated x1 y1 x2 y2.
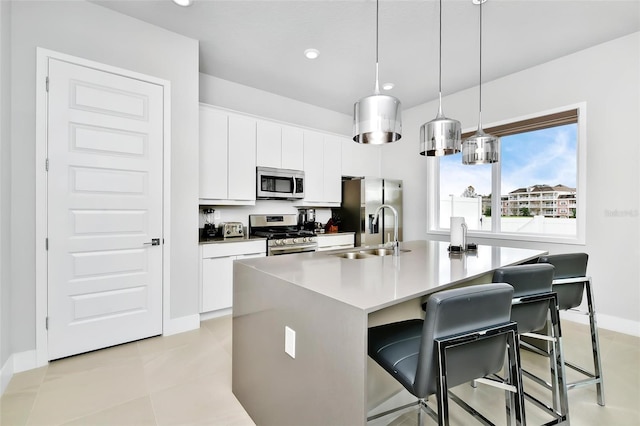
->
0 350 38 397
35 49 48 368
561 311 640 337
35 48 172 365
163 314 200 336
200 308 232 322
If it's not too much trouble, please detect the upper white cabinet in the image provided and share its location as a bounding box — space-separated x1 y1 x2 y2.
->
256 120 281 168
199 106 228 200
323 136 342 203
256 120 304 170
302 131 342 206
228 114 257 201
341 137 381 178
281 126 304 170
199 104 256 205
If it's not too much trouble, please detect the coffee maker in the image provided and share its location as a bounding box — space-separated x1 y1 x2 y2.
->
202 208 217 238
297 208 316 231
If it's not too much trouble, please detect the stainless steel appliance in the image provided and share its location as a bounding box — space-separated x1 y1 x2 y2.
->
218 222 244 238
340 178 403 247
249 214 317 256
256 167 305 200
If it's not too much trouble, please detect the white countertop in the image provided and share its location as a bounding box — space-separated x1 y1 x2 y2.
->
235 240 546 313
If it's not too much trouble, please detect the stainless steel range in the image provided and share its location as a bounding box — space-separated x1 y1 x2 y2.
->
249 214 318 256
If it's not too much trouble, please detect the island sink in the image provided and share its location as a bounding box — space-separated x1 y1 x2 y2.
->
335 247 411 259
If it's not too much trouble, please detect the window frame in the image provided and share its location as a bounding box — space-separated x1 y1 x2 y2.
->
426 103 587 245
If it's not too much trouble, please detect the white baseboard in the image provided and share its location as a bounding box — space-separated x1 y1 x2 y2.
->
200 308 232 322
0 350 38 397
561 311 640 337
163 314 200 336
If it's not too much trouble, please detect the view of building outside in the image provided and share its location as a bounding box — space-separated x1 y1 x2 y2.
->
439 123 578 236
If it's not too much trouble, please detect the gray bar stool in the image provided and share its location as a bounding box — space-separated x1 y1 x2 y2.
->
492 263 570 425
368 283 526 426
537 253 605 406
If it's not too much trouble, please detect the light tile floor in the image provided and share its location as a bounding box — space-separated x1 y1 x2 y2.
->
1 316 638 425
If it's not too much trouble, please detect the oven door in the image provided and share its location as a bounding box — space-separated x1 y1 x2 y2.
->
268 243 317 256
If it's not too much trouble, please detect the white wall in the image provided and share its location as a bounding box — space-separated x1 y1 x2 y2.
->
9 0 200 355
200 73 351 135
382 32 640 333
0 0 12 376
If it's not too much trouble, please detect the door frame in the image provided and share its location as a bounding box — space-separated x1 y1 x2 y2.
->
35 48 172 366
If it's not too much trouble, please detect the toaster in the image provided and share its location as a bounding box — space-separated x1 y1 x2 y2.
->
219 222 244 238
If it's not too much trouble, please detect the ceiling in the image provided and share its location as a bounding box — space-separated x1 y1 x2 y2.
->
91 0 640 115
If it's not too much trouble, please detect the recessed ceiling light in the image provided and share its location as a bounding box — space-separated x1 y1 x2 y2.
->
304 48 320 60
382 83 395 91
472 0 487 4
172 0 193 7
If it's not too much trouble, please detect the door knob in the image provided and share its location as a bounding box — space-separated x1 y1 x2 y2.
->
144 238 160 246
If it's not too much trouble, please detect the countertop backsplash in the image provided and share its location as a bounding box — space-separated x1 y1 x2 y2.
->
198 200 332 229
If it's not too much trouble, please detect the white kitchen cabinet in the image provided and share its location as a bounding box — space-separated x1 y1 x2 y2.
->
316 233 355 252
256 120 282 168
341 136 381 178
303 130 324 202
302 131 342 206
200 240 266 314
323 136 342 203
257 121 304 171
228 114 257 201
199 104 257 205
199 105 228 200
281 126 304 170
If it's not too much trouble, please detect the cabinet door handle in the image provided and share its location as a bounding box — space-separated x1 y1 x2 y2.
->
144 238 160 246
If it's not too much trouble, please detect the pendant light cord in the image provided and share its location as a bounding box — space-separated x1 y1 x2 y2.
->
374 0 380 94
477 0 483 130
437 0 443 116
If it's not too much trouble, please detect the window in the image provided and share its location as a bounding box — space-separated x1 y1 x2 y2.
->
428 106 585 244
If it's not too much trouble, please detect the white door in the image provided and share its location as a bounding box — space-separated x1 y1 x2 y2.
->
47 58 163 360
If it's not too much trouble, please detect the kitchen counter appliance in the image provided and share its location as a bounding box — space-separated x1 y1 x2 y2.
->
218 222 244 238
249 214 317 256
256 167 305 200
202 208 217 238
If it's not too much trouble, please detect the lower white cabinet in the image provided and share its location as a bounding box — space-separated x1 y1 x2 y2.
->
200 240 266 313
316 233 355 252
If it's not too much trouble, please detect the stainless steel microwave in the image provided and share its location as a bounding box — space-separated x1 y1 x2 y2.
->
256 167 305 200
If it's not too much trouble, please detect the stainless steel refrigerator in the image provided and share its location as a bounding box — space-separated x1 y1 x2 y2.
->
340 178 403 247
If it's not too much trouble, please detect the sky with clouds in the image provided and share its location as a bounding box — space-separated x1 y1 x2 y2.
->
440 124 577 197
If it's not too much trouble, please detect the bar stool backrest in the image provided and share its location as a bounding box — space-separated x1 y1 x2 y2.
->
538 253 588 310
492 264 555 334
413 283 514 397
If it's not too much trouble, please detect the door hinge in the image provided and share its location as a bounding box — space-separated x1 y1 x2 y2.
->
45 238 48 250
45 316 49 330
46 76 49 92
45 158 49 171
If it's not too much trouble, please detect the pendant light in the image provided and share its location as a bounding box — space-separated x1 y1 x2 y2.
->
462 0 499 165
353 0 402 144
420 0 461 156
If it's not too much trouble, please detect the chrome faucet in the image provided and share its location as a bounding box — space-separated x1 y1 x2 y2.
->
373 204 399 256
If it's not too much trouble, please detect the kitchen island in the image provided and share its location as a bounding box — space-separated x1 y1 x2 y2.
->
232 240 545 425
